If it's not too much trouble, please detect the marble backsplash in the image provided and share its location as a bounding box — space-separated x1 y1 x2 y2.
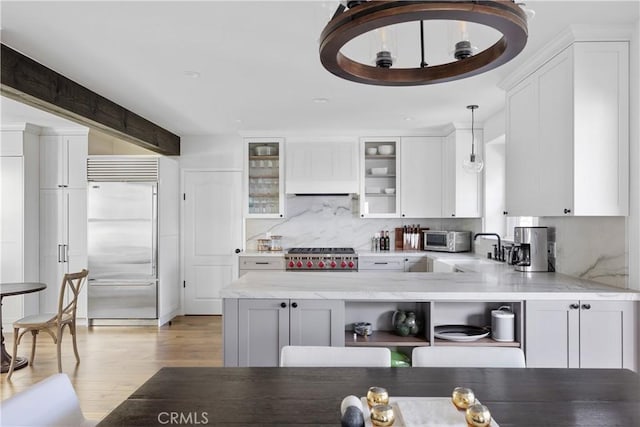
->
246 196 628 289
245 195 481 252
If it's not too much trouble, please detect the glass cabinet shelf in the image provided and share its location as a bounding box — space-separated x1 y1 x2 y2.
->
245 139 284 218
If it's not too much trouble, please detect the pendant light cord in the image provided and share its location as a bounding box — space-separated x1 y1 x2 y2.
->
420 21 427 68
471 106 475 157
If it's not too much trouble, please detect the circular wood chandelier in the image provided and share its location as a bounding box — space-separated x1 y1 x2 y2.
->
319 1 528 86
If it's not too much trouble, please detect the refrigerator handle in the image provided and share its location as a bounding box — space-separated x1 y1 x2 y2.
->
64 244 69 263
57 244 63 263
152 186 158 278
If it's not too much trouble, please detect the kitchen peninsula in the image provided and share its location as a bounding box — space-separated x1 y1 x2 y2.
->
222 267 639 370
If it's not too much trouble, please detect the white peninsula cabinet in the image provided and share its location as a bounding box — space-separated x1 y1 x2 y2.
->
505 41 629 216
39 130 89 317
400 136 443 218
526 300 636 369
224 298 344 366
442 129 482 218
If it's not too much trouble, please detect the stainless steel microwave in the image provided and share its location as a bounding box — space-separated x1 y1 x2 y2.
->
423 231 471 252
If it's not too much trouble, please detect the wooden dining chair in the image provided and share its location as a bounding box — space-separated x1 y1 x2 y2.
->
7 269 89 379
280 345 391 367
411 346 526 368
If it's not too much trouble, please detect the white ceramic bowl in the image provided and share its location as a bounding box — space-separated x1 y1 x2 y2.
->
254 145 276 156
370 167 388 175
377 145 394 155
366 147 378 155
384 188 396 194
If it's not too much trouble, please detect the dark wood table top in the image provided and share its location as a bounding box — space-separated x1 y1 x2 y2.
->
0 282 46 297
97 367 640 426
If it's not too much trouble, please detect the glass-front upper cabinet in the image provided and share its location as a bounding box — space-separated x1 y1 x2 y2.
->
245 138 285 218
359 137 400 218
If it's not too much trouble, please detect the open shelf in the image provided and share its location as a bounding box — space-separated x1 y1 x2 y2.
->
365 155 396 159
345 331 430 347
248 155 279 160
433 338 521 347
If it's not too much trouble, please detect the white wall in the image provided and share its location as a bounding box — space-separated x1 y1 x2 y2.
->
628 18 640 291
180 134 243 170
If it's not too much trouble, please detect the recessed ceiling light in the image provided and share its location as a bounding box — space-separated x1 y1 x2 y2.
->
404 116 414 122
183 70 201 78
313 97 329 104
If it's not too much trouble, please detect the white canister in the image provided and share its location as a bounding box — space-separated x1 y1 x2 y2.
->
491 306 515 342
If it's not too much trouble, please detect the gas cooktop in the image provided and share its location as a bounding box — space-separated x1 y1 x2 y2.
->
285 248 358 271
287 248 356 255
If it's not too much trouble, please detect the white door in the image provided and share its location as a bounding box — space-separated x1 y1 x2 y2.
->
183 171 242 314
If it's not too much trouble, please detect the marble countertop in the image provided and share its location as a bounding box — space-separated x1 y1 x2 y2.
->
222 270 640 301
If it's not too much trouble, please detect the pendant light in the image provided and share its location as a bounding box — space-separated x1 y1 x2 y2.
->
463 105 483 173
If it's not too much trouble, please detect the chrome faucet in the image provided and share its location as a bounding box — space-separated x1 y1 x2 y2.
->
473 233 504 262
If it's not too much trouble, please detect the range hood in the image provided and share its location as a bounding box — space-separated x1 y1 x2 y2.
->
285 140 359 195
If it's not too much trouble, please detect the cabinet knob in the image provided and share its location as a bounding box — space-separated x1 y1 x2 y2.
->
361 214 364 218
581 303 591 310
279 214 283 218
569 303 580 310
402 214 405 217
503 211 508 215
451 214 456 217
235 248 241 254
280 302 287 308
291 302 298 308
564 208 572 214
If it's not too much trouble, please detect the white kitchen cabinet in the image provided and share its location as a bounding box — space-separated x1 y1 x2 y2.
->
285 140 359 194
442 129 482 218
0 127 40 324
39 131 89 319
39 188 88 316
40 133 88 189
358 256 405 271
245 138 284 218
238 256 285 277
400 137 443 218
525 300 636 369
229 298 344 367
360 137 400 218
505 41 629 216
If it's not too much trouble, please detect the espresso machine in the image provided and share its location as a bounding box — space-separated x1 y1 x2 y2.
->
513 227 548 272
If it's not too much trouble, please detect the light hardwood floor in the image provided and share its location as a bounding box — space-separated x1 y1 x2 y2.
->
1 316 222 421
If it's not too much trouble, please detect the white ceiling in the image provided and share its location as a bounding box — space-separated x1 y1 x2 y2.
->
1 1 638 137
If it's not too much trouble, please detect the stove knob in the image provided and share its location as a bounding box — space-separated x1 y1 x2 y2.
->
306 261 313 268
288 261 295 268
318 261 325 268
330 261 337 268
348 261 355 269
296 261 303 268
340 261 347 268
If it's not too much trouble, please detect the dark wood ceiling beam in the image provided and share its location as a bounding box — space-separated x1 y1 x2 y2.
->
1 43 180 155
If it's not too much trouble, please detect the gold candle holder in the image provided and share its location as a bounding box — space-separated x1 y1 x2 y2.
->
465 403 492 427
370 404 395 426
451 387 476 410
366 387 389 408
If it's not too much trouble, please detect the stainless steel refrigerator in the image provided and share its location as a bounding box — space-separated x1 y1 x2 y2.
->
87 181 158 319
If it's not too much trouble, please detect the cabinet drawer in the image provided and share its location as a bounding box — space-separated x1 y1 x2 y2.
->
358 258 404 271
239 256 285 270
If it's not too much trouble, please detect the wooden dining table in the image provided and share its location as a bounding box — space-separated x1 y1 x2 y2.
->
0 282 47 373
97 366 640 426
